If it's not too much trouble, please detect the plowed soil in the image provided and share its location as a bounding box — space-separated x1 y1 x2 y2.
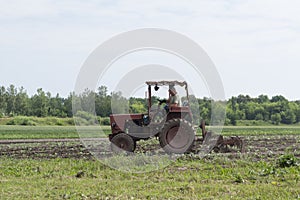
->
0 135 299 160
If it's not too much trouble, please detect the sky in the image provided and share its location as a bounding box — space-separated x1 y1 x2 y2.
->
0 0 300 99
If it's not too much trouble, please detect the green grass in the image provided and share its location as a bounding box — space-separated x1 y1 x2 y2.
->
0 126 111 140
0 116 75 126
0 116 111 126
1 124 300 199
0 126 77 139
1 125 300 140
221 126 300 136
0 156 299 199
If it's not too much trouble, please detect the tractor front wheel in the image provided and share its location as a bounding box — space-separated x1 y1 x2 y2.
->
159 119 195 154
110 133 136 153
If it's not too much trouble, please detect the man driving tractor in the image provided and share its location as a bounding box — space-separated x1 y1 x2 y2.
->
159 84 180 112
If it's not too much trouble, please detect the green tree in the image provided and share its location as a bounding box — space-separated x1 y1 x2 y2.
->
255 113 264 121
271 95 288 103
111 91 129 114
271 113 281 125
0 86 7 116
281 103 297 124
187 95 200 124
226 107 237 125
30 88 49 117
15 86 29 116
256 94 269 104
80 89 96 114
198 97 212 123
295 101 300 123
130 101 147 114
6 84 17 116
49 93 66 117
95 86 112 117
64 93 74 117
211 101 226 125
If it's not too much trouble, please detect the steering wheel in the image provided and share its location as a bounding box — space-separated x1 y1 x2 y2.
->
158 99 167 105
150 100 167 123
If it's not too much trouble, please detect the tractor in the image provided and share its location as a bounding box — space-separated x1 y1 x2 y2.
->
109 80 196 154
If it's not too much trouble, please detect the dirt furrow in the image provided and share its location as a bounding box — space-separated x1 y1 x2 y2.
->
0 135 299 160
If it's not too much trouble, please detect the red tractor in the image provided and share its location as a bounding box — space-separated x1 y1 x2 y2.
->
109 80 196 154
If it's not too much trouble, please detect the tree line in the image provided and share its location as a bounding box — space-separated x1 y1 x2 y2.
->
1 84 300 125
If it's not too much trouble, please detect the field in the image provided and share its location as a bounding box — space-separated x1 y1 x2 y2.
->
0 125 300 199
1 125 300 139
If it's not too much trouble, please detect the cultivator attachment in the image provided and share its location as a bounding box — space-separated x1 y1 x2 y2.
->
200 121 245 153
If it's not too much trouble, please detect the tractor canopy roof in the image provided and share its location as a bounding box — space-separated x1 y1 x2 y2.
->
146 80 189 98
145 80 188 88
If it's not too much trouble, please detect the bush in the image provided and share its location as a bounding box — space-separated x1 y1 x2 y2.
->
65 118 75 125
3 115 108 126
100 117 110 126
4 116 75 126
6 116 36 126
74 111 98 125
75 111 94 120
73 117 89 126
6 119 15 125
277 154 299 168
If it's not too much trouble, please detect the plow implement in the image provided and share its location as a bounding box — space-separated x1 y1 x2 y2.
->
196 120 245 153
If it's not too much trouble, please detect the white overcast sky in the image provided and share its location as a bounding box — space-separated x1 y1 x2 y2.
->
0 0 300 99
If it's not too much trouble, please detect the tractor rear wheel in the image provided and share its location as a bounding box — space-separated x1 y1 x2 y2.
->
159 119 195 154
110 133 136 153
